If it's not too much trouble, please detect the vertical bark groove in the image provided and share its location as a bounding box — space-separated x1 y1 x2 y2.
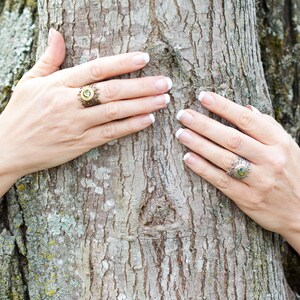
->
0 0 297 299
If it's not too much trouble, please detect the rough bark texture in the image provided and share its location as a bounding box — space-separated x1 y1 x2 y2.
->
0 1 37 299
257 0 300 144
0 0 298 299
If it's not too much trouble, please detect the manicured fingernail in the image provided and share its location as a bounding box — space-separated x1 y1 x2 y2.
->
175 128 184 139
198 91 214 105
176 110 193 124
149 114 155 123
133 53 150 65
155 77 173 91
246 105 261 114
183 153 195 164
165 94 171 104
142 114 155 125
155 94 170 105
175 128 192 142
48 28 55 46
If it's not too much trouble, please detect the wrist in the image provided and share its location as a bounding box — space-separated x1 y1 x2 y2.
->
0 171 18 197
280 213 300 255
0 150 20 197
0 115 21 197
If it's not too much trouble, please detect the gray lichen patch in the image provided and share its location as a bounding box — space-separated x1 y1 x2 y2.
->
0 230 27 300
0 3 37 299
0 7 36 113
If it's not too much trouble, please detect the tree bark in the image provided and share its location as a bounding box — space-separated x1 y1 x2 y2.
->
0 1 37 299
0 0 297 299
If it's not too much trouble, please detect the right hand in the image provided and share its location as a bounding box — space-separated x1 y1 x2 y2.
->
0 29 172 181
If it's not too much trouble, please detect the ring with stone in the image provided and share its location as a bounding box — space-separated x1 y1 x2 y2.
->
78 84 100 108
227 156 251 180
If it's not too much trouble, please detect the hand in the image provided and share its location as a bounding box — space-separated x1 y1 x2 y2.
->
175 92 300 253
0 29 172 194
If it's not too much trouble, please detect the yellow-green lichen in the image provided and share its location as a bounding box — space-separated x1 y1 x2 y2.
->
45 289 56 297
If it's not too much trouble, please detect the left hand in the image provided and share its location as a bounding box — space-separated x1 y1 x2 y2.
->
175 92 300 252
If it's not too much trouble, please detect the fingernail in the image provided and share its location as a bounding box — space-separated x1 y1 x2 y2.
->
198 91 214 105
149 114 155 123
176 110 193 124
175 128 192 142
165 94 171 104
175 128 185 139
183 153 195 164
246 105 261 114
48 28 55 46
155 94 170 105
142 113 155 125
133 53 150 65
155 77 173 91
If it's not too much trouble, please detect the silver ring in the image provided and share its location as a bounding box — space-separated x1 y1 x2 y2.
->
227 156 251 180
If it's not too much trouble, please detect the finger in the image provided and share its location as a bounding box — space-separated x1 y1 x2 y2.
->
246 105 283 129
21 29 66 82
183 152 250 207
176 109 265 163
81 94 170 129
84 114 155 147
55 52 151 87
85 76 172 104
198 92 282 144
175 128 258 184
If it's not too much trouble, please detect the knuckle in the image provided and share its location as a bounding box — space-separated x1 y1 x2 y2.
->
104 103 120 120
247 193 265 209
222 155 235 170
89 62 103 81
226 132 243 150
220 101 230 115
199 118 210 133
280 135 292 150
274 152 288 173
56 70 70 86
114 56 126 70
101 80 120 100
238 111 254 129
215 174 231 189
261 182 275 195
102 123 117 140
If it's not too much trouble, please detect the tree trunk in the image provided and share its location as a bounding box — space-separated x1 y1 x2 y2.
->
0 0 297 299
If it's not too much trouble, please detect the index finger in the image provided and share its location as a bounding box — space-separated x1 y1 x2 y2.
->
54 52 150 87
198 92 282 145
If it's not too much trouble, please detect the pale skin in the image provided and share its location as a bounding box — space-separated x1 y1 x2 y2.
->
176 92 300 255
0 29 300 255
0 29 172 196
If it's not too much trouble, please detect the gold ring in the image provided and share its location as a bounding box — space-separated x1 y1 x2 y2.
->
78 84 100 107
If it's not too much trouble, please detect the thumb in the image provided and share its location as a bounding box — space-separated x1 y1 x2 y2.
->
21 28 66 82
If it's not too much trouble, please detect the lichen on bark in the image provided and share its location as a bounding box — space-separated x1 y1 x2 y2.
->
0 1 37 298
0 1 37 113
0 0 299 299
257 0 300 144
